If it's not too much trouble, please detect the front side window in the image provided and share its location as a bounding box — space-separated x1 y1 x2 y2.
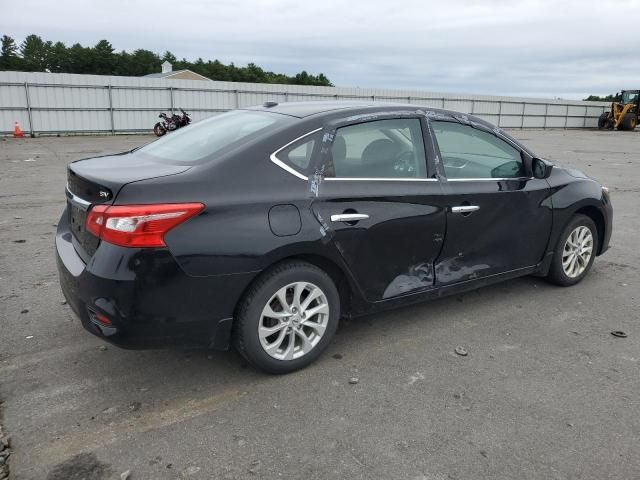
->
431 121 524 179
326 118 427 178
622 91 639 104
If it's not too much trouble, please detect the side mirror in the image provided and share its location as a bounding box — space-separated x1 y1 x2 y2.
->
532 157 553 179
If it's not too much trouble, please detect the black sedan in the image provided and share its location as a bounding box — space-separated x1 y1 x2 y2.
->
56 102 613 373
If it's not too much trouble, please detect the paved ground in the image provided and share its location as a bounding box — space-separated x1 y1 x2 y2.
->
0 130 638 480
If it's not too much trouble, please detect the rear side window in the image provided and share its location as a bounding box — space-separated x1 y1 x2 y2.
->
136 110 293 165
326 118 427 178
431 121 524 179
274 132 321 173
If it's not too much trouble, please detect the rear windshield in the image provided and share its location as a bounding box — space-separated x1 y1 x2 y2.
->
136 110 293 165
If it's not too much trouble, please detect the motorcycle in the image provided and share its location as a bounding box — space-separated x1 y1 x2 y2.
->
176 108 191 128
153 109 191 136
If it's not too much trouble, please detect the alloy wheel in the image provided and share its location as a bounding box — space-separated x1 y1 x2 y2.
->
258 282 329 360
562 226 593 278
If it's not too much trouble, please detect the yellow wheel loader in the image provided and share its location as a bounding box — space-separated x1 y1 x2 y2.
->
598 90 639 131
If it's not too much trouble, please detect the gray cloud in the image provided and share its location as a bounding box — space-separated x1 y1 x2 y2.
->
2 0 638 99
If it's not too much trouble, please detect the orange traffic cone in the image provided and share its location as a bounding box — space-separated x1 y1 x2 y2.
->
13 121 25 138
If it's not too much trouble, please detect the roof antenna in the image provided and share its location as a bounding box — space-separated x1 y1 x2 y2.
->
263 101 278 108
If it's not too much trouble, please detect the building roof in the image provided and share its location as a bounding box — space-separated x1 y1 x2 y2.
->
143 70 211 81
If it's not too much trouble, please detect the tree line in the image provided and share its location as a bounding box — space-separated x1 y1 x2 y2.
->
0 34 333 86
583 94 621 102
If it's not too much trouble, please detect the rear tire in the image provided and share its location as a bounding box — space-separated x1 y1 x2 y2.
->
234 261 340 374
597 112 609 129
621 113 637 131
546 214 598 287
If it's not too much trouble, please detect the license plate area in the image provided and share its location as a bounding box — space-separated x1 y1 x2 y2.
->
69 202 99 258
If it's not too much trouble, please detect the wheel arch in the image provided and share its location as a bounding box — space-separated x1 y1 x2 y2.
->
232 253 361 322
574 205 606 255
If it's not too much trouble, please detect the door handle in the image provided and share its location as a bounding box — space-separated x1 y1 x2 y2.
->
451 205 480 214
330 213 369 223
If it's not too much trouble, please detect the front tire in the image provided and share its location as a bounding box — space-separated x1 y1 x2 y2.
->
547 214 598 286
234 261 340 374
621 112 637 131
153 123 166 136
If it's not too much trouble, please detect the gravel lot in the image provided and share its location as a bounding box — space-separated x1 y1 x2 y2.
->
1 130 638 480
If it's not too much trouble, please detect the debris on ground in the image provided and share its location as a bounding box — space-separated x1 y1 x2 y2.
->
349 377 359 385
120 469 131 480
184 466 201 476
455 346 468 356
610 330 628 338
248 460 262 475
99 345 107 351
20 309 29 314
12 240 26 244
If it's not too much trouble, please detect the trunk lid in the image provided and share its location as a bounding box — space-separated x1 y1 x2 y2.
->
66 151 191 261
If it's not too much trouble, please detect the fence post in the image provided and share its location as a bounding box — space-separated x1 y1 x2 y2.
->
564 105 569 129
583 105 587 128
24 81 34 137
470 99 475 115
521 102 526 129
441 97 445 109
108 85 115 135
543 104 548 129
284 91 288 103
234 90 239 108
407 96 411 104
169 87 174 113
497 101 502 127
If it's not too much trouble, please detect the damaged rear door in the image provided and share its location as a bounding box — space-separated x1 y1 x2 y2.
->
310 114 446 302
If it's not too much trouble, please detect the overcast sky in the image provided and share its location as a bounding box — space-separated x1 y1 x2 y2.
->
3 0 639 99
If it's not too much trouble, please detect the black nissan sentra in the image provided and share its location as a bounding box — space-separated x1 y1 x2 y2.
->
56 102 613 373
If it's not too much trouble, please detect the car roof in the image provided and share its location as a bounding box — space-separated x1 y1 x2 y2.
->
243 100 471 120
243 101 378 118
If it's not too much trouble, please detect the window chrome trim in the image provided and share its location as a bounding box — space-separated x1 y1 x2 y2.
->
65 185 91 211
269 128 322 181
446 177 533 182
325 177 438 182
270 127 442 183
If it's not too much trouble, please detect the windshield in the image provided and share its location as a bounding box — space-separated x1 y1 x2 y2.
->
136 110 293 165
621 91 639 105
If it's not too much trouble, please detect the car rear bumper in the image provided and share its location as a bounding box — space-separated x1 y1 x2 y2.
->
55 207 256 350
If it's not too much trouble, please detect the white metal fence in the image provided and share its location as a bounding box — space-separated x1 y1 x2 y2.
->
0 71 609 136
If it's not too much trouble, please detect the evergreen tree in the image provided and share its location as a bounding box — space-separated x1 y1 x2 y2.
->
20 34 50 71
0 35 21 70
92 40 116 75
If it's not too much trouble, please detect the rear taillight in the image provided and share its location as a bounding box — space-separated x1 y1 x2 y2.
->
86 203 204 248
